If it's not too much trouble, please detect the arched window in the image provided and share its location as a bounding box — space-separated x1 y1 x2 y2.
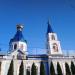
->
20 44 24 50
14 44 17 49
17 52 23 59
51 35 55 40
53 43 58 52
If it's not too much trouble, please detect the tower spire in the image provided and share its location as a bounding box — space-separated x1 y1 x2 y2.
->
47 20 53 34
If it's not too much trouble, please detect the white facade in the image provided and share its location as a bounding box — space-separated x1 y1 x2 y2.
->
10 41 27 54
47 33 63 55
0 24 75 75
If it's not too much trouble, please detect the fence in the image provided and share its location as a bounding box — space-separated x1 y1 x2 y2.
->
28 48 75 56
0 49 75 56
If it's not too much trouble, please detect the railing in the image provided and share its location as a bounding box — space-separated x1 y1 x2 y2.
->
63 50 75 56
28 48 47 55
28 49 75 56
0 49 75 56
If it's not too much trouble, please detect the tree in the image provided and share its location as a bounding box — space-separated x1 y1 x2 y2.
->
71 61 75 75
57 62 63 75
50 61 55 75
26 69 30 75
65 62 71 75
7 60 13 75
31 63 37 75
19 61 24 75
40 61 45 75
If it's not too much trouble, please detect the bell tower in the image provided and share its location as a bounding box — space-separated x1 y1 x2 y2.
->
46 21 63 56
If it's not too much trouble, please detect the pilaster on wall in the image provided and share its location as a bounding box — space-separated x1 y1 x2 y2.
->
1 59 42 75
1 60 11 75
48 56 75 75
0 61 1 75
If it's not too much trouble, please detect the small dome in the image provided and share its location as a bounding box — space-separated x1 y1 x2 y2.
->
9 25 27 43
17 24 24 31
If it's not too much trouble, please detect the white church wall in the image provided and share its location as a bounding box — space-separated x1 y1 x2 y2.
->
48 33 58 41
13 60 21 75
1 60 11 75
49 57 75 75
11 41 27 52
25 60 41 75
0 56 75 75
18 41 27 52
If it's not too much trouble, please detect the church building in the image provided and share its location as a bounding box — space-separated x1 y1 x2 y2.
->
0 21 75 75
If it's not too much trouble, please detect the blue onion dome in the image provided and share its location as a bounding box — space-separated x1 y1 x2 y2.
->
9 24 27 44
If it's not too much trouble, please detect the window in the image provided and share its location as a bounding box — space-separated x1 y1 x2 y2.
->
51 35 55 40
14 44 17 49
17 52 23 59
53 43 58 52
20 44 23 50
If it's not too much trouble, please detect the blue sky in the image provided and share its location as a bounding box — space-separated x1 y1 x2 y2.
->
0 0 75 53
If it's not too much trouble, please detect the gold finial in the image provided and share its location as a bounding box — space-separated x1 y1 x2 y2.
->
16 24 24 31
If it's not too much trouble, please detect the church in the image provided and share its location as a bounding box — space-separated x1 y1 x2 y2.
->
0 21 75 75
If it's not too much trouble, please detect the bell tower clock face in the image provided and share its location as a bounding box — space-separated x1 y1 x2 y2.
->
52 43 58 52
